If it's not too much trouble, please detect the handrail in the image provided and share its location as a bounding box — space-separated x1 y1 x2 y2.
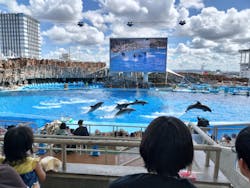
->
207 122 250 142
188 122 221 179
35 134 141 141
0 136 221 179
188 122 218 145
40 122 147 136
210 122 250 127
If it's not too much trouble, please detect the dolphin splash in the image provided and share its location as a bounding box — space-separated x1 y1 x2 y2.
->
115 108 135 116
185 101 212 112
88 102 104 113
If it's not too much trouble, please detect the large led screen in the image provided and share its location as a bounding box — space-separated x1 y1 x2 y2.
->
110 38 167 73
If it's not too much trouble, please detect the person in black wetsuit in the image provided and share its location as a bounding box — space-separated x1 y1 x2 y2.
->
109 116 196 188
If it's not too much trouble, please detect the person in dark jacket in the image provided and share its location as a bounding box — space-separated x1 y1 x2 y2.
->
73 120 89 136
109 116 196 188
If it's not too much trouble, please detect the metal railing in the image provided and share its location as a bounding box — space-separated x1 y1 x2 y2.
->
2 120 249 180
188 122 221 179
41 122 147 137
86 123 146 136
188 121 250 142
0 134 222 179
209 122 250 141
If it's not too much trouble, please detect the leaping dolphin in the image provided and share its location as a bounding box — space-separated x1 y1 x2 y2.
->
88 102 104 113
130 99 148 105
115 103 131 110
115 108 135 116
185 101 212 112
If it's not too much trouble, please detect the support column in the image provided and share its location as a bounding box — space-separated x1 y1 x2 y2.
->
244 51 247 63
248 51 250 66
143 72 148 83
240 52 242 63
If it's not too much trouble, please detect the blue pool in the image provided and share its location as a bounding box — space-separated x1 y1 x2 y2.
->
0 86 250 136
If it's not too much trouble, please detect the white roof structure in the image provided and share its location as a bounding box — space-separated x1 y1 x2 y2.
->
167 68 184 78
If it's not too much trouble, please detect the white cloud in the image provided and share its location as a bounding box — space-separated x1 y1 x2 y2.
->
186 7 250 42
44 45 109 63
175 6 250 64
30 0 83 22
42 24 105 45
42 26 72 43
168 43 240 71
213 42 242 55
179 0 204 10
99 0 179 28
0 0 31 15
175 43 190 54
83 10 110 31
109 23 168 39
99 0 148 16
191 37 218 49
0 0 83 22
178 7 189 20
44 47 67 59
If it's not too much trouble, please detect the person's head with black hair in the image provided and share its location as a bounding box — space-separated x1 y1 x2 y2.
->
140 116 194 176
60 122 67 129
235 126 250 180
78 120 83 126
7 125 16 130
3 126 34 164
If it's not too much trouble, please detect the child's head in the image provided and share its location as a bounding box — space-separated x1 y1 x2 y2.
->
3 126 34 163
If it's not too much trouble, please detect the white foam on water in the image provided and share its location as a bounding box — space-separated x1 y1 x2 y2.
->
141 111 185 119
116 99 132 104
59 98 96 104
156 52 165 54
123 57 129 61
81 106 90 110
40 101 60 106
32 105 61 109
100 113 116 119
0 112 57 120
146 54 155 58
81 107 91 114
99 105 117 112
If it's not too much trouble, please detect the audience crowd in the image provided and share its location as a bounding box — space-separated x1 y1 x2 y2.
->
0 117 249 187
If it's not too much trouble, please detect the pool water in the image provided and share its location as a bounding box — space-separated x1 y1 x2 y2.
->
0 88 249 133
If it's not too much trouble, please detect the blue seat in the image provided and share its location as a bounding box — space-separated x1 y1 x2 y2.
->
90 145 100 157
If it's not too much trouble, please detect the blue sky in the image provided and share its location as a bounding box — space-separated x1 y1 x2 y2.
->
0 0 250 71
